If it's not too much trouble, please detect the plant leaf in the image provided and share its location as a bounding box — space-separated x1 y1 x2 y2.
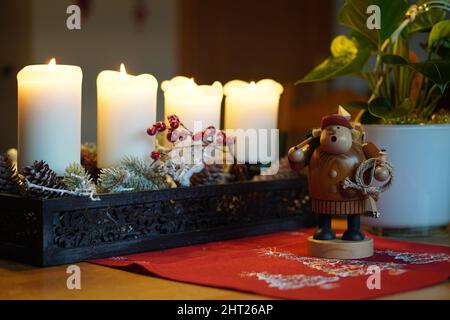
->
360 110 381 124
429 20 450 51
381 54 409 64
368 97 393 119
368 97 410 120
410 61 450 93
338 0 378 47
375 0 409 44
296 36 371 84
339 0 409 47
349 30 376 49
409 0 447 33
341 101 369 110
331 35 359 56
381 54 450 93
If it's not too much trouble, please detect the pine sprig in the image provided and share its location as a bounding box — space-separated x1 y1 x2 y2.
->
98 156 170 193
97 167 133 193
64 163 97 196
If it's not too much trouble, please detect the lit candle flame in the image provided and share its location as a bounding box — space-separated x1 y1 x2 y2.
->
120 63 127 80
188 77 196 89
249 81 256 90
48 58 56 70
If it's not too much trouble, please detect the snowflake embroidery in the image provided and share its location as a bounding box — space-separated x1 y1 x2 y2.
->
288 231 306 236
375 249 450 264
259 248 407 278
110 256 128 260
242 272 339 290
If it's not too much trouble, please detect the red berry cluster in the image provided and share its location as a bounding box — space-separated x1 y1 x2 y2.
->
192 126 235 146
146 121 166 136
147 114 235 163
146 114 185 142
168 114 180 129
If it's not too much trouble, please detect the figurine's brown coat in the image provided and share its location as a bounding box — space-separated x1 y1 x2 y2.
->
295 142 380 215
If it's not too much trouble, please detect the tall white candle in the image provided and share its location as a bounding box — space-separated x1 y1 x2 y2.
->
97 64 158 168
17 59 82 175
224 79 283 163
161 76 223 131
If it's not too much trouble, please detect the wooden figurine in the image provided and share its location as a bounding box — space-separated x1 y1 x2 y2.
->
288 106 393 259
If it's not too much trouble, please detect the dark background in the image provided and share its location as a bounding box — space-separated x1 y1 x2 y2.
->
0 0 367 153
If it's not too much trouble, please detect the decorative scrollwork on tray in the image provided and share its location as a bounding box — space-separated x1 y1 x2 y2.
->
52 187 312 249
0 209 38 247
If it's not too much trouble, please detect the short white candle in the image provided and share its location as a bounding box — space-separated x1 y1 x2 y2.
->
17 58 82 175
161 76 223 131
224 79 283 131
97 64 158 168
224 79 283 163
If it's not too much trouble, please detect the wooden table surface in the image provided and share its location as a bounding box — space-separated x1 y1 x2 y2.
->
1 220 449 300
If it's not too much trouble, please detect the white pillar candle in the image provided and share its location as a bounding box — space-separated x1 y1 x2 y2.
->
224 79 283 163
17 59 82 175
97 64 158 168
161 76 223 131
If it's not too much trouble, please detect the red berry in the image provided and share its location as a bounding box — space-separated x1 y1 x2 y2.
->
147 126 157 136
205 126 216 135
170 120 180 129
168 114 179 122
166 131 173 142
193 131 203 142
203 126 216 143
150 150 160 160
155 121 166 132
216 135 224 145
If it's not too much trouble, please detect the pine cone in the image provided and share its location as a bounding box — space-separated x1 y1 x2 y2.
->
231 163 261 181
21 160 65 199
190 164 225 186
252 156 300 181
0 153 21 194
81 143 99 181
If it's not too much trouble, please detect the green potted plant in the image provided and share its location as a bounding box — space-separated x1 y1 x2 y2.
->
297 0 450 236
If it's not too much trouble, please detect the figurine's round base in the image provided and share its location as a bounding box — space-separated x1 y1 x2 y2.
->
307 235 373 259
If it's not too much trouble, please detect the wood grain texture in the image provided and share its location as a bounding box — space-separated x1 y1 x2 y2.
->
307 236 374 259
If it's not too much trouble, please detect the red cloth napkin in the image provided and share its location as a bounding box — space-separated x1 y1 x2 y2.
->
91 229 450 299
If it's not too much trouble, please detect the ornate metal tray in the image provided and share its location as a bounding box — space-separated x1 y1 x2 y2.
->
0 176 314 266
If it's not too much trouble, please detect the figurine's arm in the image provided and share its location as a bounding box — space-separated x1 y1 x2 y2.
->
288 130 321 172
288 144 309 172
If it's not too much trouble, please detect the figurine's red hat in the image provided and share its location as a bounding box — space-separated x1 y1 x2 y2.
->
321 114 352 129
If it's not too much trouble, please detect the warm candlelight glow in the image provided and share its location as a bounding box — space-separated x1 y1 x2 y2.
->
97 66 158 167
120 63 127 80
224 79 283 163
188 77 196 89
48 58 56 70
162 76 223 130
17 59 82 175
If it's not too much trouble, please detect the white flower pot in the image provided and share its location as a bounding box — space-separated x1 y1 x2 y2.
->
361 124 450 236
